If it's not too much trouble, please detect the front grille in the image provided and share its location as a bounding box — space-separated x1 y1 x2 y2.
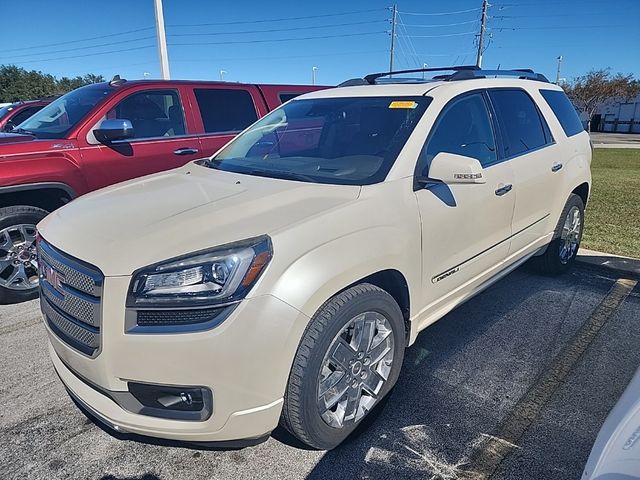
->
37 238 104 357
137 307 225 326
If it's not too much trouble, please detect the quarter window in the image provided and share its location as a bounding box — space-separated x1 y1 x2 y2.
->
194 88 258 133
279 93 301 103
488 89 551 157
109 90 185 139
539 89 585 137
421 93 497 171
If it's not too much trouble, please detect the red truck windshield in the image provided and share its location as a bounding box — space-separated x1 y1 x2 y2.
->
16 84 114 139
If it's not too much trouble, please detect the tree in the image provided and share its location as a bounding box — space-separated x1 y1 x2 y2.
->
0 65 104 102
564 69 640 132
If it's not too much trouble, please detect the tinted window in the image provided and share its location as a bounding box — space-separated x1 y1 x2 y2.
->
540 89 584 137
421 93 497 170
10 106 43 126
208 96 431 185
194 88 258 133
279 93 300 103
110 90 185 139
489 89 549 157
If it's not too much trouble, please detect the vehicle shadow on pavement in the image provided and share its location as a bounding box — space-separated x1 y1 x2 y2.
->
302 266 605 480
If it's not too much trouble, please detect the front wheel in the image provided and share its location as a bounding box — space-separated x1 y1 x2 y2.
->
0 206 49 304
281 283 406 450
533 193 585 275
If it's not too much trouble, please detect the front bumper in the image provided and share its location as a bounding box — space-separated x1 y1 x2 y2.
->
46 276 310 442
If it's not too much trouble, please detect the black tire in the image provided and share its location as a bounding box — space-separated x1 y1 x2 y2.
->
0 205 49 304
281 283 406 450
532 193 584 275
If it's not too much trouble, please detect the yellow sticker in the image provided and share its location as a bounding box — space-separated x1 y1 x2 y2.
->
388 101 418 109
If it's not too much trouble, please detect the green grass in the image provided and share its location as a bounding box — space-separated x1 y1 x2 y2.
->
581 148 640 258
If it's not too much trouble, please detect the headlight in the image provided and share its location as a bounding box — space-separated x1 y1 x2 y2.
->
127 236 272 308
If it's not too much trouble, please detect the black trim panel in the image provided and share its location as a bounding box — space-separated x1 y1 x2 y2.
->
0 181 76 199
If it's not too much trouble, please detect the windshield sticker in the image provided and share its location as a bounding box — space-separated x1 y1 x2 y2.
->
389 101 418 109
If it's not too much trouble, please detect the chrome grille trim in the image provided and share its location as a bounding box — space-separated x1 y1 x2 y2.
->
37 238 104 357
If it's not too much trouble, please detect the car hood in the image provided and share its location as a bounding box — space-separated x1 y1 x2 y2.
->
0 132 36 144
38 164 360 276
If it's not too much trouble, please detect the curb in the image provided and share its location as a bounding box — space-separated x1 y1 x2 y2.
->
576 248 640 279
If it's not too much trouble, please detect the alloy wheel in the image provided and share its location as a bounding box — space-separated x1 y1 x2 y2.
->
559 205 581 264
317 311 395 428
0 224 39 290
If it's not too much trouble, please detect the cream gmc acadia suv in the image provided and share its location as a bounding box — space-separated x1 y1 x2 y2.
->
36 66 591 450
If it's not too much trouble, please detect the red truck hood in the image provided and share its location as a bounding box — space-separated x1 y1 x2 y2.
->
0 132 36 144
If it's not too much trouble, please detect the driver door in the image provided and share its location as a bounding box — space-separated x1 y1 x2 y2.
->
414 92 515 323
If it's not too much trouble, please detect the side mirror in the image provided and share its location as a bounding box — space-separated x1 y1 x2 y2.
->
93 119 134 144
425 152 486 185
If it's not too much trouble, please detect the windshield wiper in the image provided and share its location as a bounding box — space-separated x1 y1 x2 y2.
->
11 127 37 136
247 169 317 183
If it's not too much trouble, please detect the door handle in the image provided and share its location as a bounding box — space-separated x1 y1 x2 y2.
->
551 162 563 172
173 148 199 156
495 184 513 196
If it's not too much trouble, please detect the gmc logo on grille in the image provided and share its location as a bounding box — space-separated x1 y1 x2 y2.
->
41 263 65 293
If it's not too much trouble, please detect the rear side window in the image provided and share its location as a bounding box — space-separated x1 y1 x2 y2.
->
540 89 584 137
421 92 497 169
194 88 258 133
489 89 551 158
279 93 300 103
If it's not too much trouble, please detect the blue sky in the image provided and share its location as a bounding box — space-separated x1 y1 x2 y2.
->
1 0 638 85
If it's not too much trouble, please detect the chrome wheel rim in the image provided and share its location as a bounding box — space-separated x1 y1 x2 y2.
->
317 311 395 428
559 206 581 264
0 224 39 290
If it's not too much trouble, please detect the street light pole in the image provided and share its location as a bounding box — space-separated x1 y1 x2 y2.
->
153 0 170 80
312 66 318 85
422 63 428 80
556 55 563 84
220 70 227 81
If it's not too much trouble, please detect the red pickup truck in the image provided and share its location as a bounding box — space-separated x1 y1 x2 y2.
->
0 98 54 132
0 78 323 303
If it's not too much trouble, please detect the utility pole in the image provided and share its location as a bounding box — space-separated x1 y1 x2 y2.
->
154 0 170 80
556 55 563 84
476 0 488 68
312 66 318 85
389 4 398 74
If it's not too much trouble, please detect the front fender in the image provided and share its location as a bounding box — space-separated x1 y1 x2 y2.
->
267 225 420 320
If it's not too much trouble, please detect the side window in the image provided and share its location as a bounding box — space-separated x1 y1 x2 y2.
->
194 88 258 133
11 106 43 126
109 90 185 140
279 93 300 103
539 89 585 137
421 93 497 172
488 89 550 157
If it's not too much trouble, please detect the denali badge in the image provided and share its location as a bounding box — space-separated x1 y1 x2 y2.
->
432 267 460 283
453 173 483 180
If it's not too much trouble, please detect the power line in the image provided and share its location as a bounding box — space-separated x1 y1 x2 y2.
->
0 36 155 60
1 27 154 53
402 19 480 28
7 45 155 66
399 30 477 38
489 25 625 31
167 20 386 37
172 50 387 63
399 7 481 16
168 8 385 27
168 31 386 47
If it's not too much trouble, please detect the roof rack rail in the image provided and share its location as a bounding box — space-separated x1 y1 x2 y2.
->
337 65 549 87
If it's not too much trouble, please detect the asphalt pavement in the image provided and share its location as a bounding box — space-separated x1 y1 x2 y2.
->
1 261 638 480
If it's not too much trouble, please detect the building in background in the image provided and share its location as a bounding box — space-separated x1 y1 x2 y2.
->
591 94 640 133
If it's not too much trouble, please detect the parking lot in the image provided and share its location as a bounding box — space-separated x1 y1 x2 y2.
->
1 260 638 480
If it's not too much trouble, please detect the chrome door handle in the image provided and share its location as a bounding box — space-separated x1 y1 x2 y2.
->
495 184 513 196
174 148 199 156
551 162 563 172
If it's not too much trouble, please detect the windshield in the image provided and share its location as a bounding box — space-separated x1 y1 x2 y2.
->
206 96 431 185
16 84 113 139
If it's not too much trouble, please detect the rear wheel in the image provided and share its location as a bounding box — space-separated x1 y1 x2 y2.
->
281 283 406 450
0 206 48 304
533 193 584 275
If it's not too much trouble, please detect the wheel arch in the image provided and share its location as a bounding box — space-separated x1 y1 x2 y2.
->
0 182 77 212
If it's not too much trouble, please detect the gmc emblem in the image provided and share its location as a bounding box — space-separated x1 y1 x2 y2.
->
41 263 65 293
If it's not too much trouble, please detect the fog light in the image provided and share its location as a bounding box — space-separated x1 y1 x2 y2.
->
127 382 213 420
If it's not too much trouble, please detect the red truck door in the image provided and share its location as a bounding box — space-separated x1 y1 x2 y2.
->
185 85 269 158
78 86 203 190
